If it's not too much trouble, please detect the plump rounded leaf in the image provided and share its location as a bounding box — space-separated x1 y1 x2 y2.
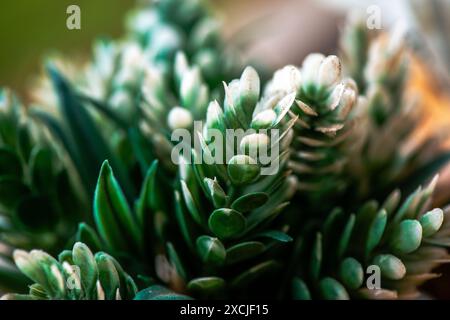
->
208 208 246 239
239 66 260 119
226 241 265 265
187 277 225 296
420 208 444 237
95 252 120 300
231 192 269 213
372 254 406 280
318 277 349 300
196 236 226 266
339 257 363 290
251 109 277 129
72 242 98 296
389 220 422 254
227 155 260 185
292 277 311 300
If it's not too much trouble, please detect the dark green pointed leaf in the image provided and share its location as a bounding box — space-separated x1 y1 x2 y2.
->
174 191 195 250
93 161 141 252
365 209 387 257
46 65 134 199
75 223 102 254
136 160 159 227
253 230 293 243
180 180 203 225
29 147 54 191
166 242 187 281
336 214 355 259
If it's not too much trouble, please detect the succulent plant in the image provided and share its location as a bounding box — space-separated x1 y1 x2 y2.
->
1 0 450 301
288 176 450 299
263 55 360 211
340 15 448 202
0 89 87 292
1 242 137 300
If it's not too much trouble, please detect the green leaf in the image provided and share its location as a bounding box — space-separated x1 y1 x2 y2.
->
339 257 363 290
231 192 268 213
136 160 159 227
174 191 195 250
29 147 54 191
365 209 387 257
292 277 311 300
95 252 121 300
93 161 141 253
203 177 227 208
318 277 349 300
180 180 203 225
72 242 98 296
166 242 187 281
372 254 406 280
46 65 134 199
336 214 355 260
196 235 226 267
227 155 260 185
310 233 322 281
231 260 280 288
75 223 102 253
208 208 246 239
389 220 423 254
187 277 225 296
253 230 293 243
420 208 444 237
226 241 265 265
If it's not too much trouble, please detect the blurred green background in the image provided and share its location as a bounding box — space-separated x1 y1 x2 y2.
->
0 0 135 96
